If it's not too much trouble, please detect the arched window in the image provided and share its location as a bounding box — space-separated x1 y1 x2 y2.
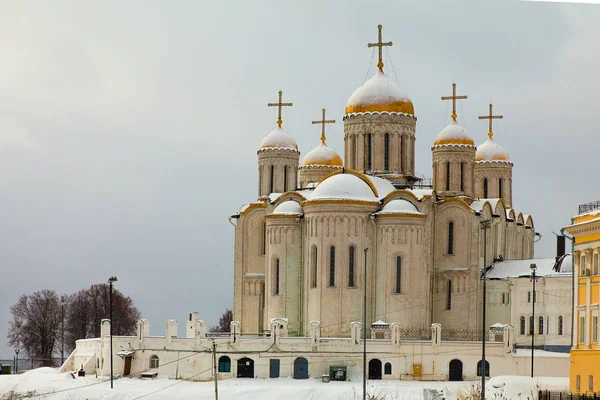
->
395 256 402 294
477 360 490 377
460 162 464 191
218 356 231 373
446 162 451 191
149 355 159 369
367 133 372 171
329 246 336 287
384 362 392 375
348 246 355 287
284 166 288 192
520 317 526 335
558 316 564 335
448 221 454 255
539 316 544 335
446 280 452 310
311 246 318 288
270 165 275 193
498 178 503 198
483 178 488 198
261 222 266 255
530 316 534 335
384 133 390 171
274 258 280 295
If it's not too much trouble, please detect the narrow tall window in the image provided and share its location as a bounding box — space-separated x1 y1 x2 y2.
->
595 253 599 275
558 316 564 335
446 162 451 191
529 316 534 335
446 280 452 310
593 316 598 342
460 162 464 191
448 221 454 255
270 165 274 193
284 166 288 192
520 317 526 335
539 316 544 335
395 256 402 294
576 375 581 392
483 178 488 198
311 246 318 288
580 317 585 343
384 133 390 171
274 258 280 295
589 375 594 392
502 293 506 304
499 178 503 198
329 246 336 287
367 133 372 171
581 255 587 275
528 291 531 303
348 246 355 287
262 222 266 255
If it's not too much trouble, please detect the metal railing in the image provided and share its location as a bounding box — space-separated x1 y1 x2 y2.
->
579 200 600 215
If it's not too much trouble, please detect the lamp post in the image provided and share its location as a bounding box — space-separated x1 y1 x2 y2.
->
108 276 118 389
363 248 368 400
14 349 19 374
60 295 66 365
480 219 491 400
530 263 537 378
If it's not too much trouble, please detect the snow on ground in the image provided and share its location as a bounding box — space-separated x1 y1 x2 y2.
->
0 368 569 400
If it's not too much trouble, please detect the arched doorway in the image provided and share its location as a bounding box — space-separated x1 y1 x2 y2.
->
368 359 382 380
449 359 463 381
477 360 490 377
237 357 254 378
293 357 309 379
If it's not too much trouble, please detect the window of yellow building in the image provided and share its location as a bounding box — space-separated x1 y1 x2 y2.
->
589 375 594 392
595 253 599 275
593 316 598 342
581 255 586 276
580 317 585 343
577 375 581 392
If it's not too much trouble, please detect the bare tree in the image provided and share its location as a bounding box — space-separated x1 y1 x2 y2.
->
210 309 232 332
7 290 61 366
64 284 140 351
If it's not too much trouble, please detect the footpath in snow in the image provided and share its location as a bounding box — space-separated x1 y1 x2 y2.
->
0 368 569 400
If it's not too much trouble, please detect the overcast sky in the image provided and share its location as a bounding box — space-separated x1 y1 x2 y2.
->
1 0 599 358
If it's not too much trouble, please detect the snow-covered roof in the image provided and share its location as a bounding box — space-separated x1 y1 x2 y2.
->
311 173 377 202
469 198 502 213
302 142 343 167
272 201 303 215
368 175 396 200
433 120 474 146
486 255 572 279
476 136 510 162
375 199 424 216
345 70 413 115
259 127 298 151
407 188 434 200
371 320 389 326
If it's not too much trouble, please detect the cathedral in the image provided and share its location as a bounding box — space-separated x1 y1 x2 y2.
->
231 25 535 339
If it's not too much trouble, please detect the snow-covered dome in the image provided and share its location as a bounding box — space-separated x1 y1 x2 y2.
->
259 127 298 151
476 136 510 161
302 143 343 167
311 173 377 202
272 201 303 215
434 120 474 146
345 70 414 115
377 199 423 215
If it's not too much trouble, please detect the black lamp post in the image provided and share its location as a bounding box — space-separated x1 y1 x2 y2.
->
108 276 118 389
530 263 537 378
480 219 491 400
14 349 19 374
60 295 67 365
362 248 368 400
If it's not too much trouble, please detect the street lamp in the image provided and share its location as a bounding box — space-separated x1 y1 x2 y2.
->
530 263 538 378
61 295 67 365
14 349 19 374
362 248 368 400
108 276 118 389
480 219 491 400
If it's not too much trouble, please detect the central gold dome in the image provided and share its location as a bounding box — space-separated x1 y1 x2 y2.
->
345 70 414 115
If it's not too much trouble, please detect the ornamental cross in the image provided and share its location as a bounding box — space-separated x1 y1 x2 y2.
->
267 90 293 128
478 103 504 139
368 24 393 72
441 83 467 122
311 108 336 145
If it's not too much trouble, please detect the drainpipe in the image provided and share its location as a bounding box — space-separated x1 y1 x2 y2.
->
560 226 575 349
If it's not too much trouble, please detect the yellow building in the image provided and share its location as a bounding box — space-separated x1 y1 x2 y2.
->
566 201 600 395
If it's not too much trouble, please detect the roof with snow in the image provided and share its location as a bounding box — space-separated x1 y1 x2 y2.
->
486 254 572 279
375 199 424 216
433 120 474 146
345 70 414 115
301 142 343 167
310 173 378 202
476 136 510 162
272 201 303 215
259 127 298 151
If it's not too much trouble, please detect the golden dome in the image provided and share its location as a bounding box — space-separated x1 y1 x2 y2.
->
434 120 475 146
476 135 510 161
302 142 343 167
345 70 414 115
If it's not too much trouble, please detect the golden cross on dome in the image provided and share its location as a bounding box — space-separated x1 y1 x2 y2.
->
311 108 336 145
267 90 293 128
478 103 504 139
368 24 393 72
441 83 468 122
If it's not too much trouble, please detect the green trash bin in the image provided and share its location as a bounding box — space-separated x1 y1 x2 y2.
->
0 365 12 375
329 366 347 381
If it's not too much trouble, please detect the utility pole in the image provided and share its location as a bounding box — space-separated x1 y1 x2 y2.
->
480 219 491 400
213 341 218 400
530 263 538 378
61 295 66 365
363 248 368 400
108 276 118 389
